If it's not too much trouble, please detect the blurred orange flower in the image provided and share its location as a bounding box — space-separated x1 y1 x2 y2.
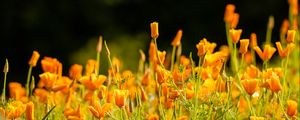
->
287 100 298 117
171 29 183 47
229 29 242 44
69 64 83 80
254 45 276 61
115 89 129 108
150 22 159 39
41 57 62 76
28 51 40 67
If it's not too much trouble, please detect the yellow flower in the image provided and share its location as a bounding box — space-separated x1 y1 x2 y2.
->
147 114 159 120
28 51 40 67
0 100 26 119
287 100 298 117
115 89 129 108
25 101 34 120
250 116 265 120
239 39 249 54
150 22 159 39
229 29 242 44
242 79 258 96
286 30 296 43
254 45 276 61
69 64 83 80
275 42 295 57
171 29 183 47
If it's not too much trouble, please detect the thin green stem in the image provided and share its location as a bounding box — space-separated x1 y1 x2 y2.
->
26 66 33 97
2 71 7 102
122 107 128 120
233 43 238 74
266 26 273 45
251 49 256 65
277 93 290 120
153 38 165 68
171 46 176 71
96 51 101 75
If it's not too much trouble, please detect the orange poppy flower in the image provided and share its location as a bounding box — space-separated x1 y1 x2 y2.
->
275 42 295 57
280 19 289 36
28 51 40 67
171 29 183 47
239 39 249 54
150 22 159 39
169 89 180 100
69 64 83 80
9 82 26 101
231 13 239 28
64 105 84 120
38 72 57 89
25 101 34 120
229 29 242 44
115 89 129 108
41 57 62 76
224 4 235 23
242 79 258 96
85 59 98 75
287 100 298 117
88 98 113 119
254 45 276 61
286 30 296 43
267 74 282 93
80 74 106 91
0 100 26 119
147 114 159 120
250 33 258 48
196 42 206 57
34 88 48 103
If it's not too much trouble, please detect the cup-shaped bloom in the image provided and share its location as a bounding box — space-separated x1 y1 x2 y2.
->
224 4 235 23
41 57 62 76
28 51 40 67
254 45 276 61
69 64 83 80
287 100 298 117
25 102 34 120
286 30 295 43
242 79 258 96
239 39 249 54
250 33 257 48
115 89 129 108
171 29 183 47
275 42 295 57
229 29 242 44
267 74 282 93
230 13 239 28
150 22 159 39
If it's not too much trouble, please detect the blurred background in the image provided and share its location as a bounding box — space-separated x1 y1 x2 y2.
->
0 0 290 88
